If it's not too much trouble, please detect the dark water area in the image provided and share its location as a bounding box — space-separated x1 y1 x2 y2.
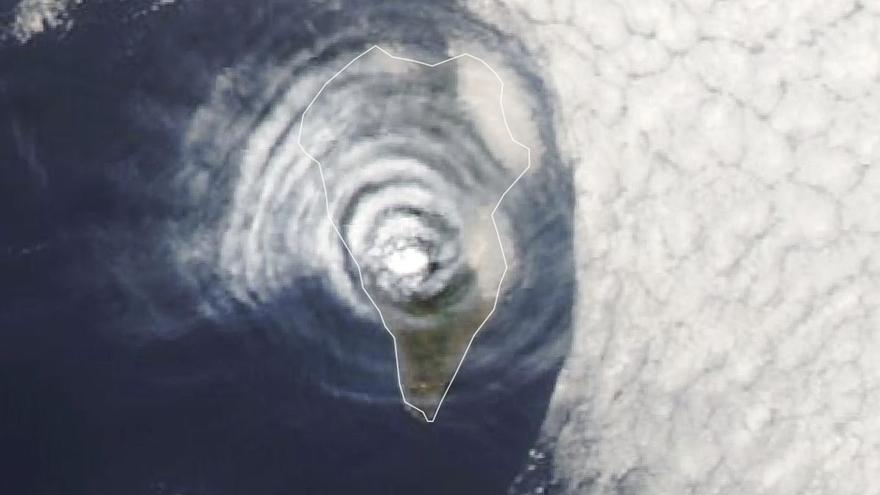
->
0 1 574 493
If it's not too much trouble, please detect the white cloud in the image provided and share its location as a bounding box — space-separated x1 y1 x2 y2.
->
470 1 880 493
9 0 78 43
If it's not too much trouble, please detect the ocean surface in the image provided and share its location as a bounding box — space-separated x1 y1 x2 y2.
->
0 1 575 493
9 1 880 494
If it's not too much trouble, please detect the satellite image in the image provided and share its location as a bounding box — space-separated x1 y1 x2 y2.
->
1 1 879 494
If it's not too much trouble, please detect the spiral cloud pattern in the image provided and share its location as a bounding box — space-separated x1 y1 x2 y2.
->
170 8 575 421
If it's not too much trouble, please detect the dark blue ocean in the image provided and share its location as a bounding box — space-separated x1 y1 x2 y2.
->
0 1 574 493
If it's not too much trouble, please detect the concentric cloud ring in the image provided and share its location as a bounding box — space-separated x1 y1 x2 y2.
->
298 46 536 419
171 9 574 419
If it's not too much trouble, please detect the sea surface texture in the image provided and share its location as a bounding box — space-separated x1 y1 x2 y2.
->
3 1 880 494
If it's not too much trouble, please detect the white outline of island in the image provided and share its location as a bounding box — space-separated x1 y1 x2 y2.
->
298 45 531 422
